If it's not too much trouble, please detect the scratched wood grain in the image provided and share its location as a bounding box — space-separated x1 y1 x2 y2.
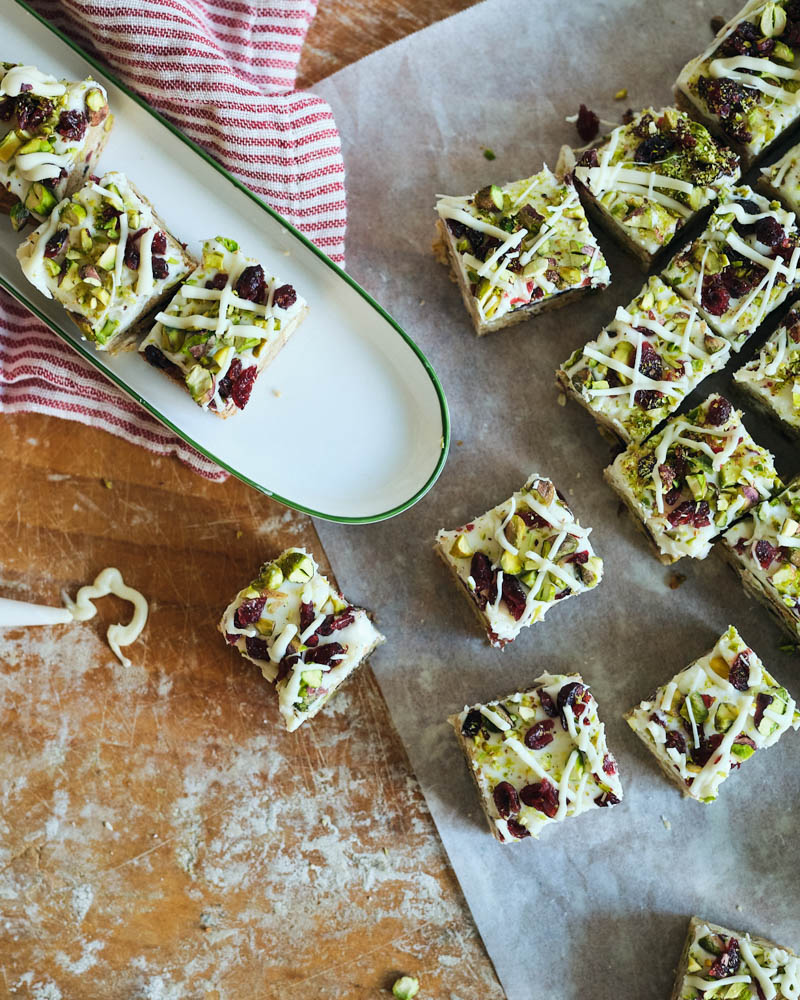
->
0 404 504 999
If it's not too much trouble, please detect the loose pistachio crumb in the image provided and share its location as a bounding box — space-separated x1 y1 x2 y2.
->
483 148 496 160
392 976 420 999
668 573 686 590
661 814 671 830
102 478 113 489
456 440 463 447
779 642 798 653
236 530 243 539
613 88 628 100
557 392 566 407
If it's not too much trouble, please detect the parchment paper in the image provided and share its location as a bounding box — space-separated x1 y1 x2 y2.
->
313 3 800 997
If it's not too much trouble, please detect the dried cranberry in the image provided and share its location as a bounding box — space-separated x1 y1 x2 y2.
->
493 780 520 818
577 147 599 168
539 690 557 717
728 650 750 691
15 93 52 131
634 389 666 411
702 273 730 316
691 732 724 767
602 754 617 775
273 283 297 309
755 216 787 249
470 552 495 609
205 272 228 290
447 218 468 239
151 257 169 280
55 108 87 141
217 357 242 401
720 20 759 55
299 600 315 633
667 501 696 526
235 264 266 303
518 510 549 529
697 76 757 143
142 345 180 375
151 231 167 255
638 341 663 380
693 501 711 528
244 635 269 660
594 791 620 807
461 709 483 738
706 396 732 426
524 719 555 750
233 595 267 627
520 778 559 818
276 650 300 682
501 574 527 621
723 261 767 297
123 244 139 271
557 681 589 730
649 711 667 728
754 692 774 727
319 610 356 634
634 134 674 163
43 229 69 258
231 364 257 410
665 730 687 755
505 819 531 840
304 641 344 666
753 539 778 570
576 103 599 142
709 937 741 979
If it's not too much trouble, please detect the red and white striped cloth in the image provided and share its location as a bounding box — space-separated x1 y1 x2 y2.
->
0 0 346 481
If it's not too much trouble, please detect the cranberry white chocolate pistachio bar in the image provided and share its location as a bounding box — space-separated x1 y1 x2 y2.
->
626 627 799 804
721 476 800 640
434 165 610 335
16 171 195 352
218 548 384 732
557 275 730 446
435 475 602 649
604 394 781 564
671 916 800 1000
571 107 739 269
734 306 800 434
139 237 307 417
661 185 800 352
0 63 112 230
449 674 622 844
675 0 800 169
759 139 800 214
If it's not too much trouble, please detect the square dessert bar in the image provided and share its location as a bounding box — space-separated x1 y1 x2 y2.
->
435 474 603 649
572 107 739 269
139 237 307 417
604 394 781 563
734 306 800 435
557 275 731 445
672 916 799 1000
759 140 800 214
16 171 195 352
626 626 799 803
0 63 112 229
675 0 800 169
661 185 800 352
450 673 622 844
434 165 610 335
219 547 384 732
722 476 800 640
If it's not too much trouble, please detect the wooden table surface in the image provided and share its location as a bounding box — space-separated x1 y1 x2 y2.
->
0 2 502 999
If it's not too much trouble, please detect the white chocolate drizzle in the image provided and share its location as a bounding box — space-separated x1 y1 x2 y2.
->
62 567 149 668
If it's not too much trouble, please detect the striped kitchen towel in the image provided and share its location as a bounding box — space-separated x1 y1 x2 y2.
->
0 0 346 481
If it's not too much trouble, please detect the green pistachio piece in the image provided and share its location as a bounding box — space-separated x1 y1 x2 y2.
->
24 182 57 216
279 551 314 584
94 318 118 345
258 563 284 590
96 244 116 270
0 129 22 162
185 365 213 402
301 669 323 688
474 184 504 212
85 87 106 112
215 236 239 252
449 533 472 558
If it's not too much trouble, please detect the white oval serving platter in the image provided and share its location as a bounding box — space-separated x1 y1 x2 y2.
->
0 1 450 523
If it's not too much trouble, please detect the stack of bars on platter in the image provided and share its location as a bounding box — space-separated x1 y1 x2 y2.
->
1 62 308 418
